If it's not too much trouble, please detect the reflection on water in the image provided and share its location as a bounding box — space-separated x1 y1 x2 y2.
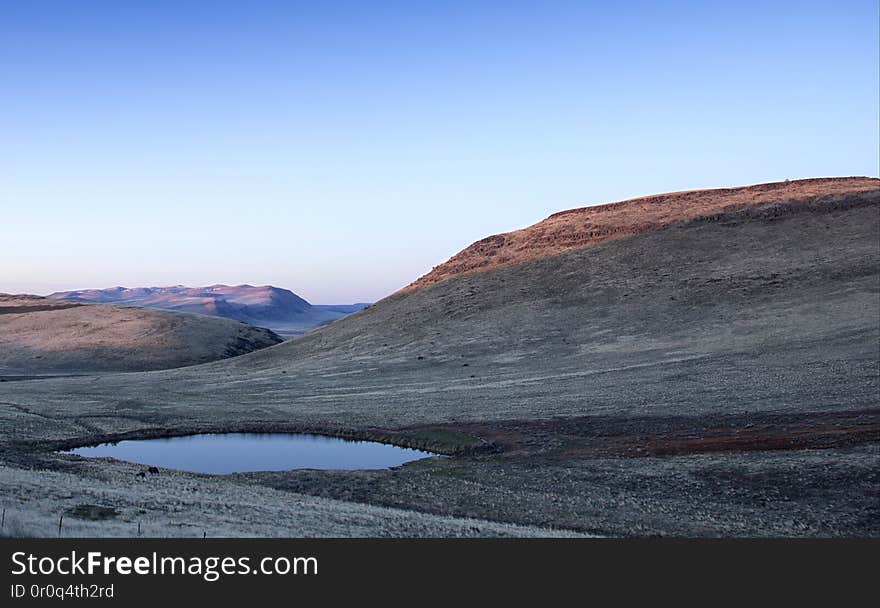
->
64 433 435 474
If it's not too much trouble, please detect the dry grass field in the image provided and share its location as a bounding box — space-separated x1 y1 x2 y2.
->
1 178 877 537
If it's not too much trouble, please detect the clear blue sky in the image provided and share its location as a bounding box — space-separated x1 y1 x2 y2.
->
2 1 877 303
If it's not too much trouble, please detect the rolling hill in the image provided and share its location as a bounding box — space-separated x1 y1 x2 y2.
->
0 295 282 374
408 176 880 290
1 176 877 537
49 284 369 336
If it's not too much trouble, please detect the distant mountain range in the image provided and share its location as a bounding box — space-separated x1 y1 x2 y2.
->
0 294 282 374
48 285 370 336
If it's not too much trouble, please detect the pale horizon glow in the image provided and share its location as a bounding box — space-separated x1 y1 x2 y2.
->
2 1 878 303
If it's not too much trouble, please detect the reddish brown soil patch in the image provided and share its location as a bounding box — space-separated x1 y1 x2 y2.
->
409 409 880 458
623 422 879 456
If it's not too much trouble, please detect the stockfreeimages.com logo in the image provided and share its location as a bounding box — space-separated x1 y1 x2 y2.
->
11 551 318 582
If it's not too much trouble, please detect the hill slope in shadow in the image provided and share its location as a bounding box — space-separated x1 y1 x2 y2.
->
0 295 282 374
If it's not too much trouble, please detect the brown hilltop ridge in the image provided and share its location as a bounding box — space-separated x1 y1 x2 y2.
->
406 176 880 291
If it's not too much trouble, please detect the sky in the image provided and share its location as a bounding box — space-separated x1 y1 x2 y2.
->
1 1 878 303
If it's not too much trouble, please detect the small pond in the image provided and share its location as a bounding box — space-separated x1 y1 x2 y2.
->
63 433 435 474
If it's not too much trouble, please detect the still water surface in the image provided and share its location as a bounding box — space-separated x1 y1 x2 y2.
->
65 433 435 473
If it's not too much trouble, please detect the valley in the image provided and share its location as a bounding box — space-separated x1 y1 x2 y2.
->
1 177 877 537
